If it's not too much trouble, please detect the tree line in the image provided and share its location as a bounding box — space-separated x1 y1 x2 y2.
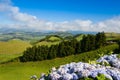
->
20 32 106 62
118 41 120 52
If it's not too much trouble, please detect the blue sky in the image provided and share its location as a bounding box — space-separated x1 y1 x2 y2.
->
0 0 120 32
12 0 120 22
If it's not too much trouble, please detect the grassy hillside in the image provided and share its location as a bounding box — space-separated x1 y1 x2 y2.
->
74 34 84 41
36 41 60 47
48 36 62 41
0 39 31 54
0 44 118 80
36 35 62 46
0 53 22 64
0 39 31 63
105 32 120 40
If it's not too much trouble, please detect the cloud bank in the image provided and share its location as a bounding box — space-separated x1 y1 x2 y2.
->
0 0 120 33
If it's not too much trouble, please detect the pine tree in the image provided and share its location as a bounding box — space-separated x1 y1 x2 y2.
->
95 32 106 48
48 45 57 59
118 41 120 51
75 41 81 54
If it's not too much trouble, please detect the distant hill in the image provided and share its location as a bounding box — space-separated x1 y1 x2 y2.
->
0 31 72 43
39 35 63 42
36 35 63 46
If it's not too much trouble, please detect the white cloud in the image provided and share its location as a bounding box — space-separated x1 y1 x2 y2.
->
92 16 120 32
0 0 37 23
0 0 120 33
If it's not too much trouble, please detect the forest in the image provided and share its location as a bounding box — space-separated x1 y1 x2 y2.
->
20 32 107 62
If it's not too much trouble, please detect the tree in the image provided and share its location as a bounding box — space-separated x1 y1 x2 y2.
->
48 45 58 59
118 41 120 51
89 35 96 50
20 32 107 62
81 35 91 52
58 43 65 57
96 32 106 48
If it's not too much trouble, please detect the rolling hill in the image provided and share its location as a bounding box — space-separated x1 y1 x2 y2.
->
36 35 63 46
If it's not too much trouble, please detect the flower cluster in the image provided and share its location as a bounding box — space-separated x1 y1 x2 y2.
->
39 54 120 80
97 54 120 69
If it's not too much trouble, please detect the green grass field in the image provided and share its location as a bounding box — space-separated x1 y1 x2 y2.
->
0 39 31 63
36 41 60 47
48 36 61 41
0 39 31 54
0 53 22 63
75 34 84 41
105 32 120 40
0 44 118 80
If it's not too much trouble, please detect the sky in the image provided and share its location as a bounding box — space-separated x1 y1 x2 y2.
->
0 0 120 32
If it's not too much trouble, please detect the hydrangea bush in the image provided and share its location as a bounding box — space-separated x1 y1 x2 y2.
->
31 54 120 80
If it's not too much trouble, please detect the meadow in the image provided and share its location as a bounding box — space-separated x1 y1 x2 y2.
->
105 32 120 40
0 39 31 54
0 39 31 63
0 44 118 80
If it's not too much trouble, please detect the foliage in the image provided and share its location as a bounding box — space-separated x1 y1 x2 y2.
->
95 32 106 48
95 74 110 80
118 40 120 51
21 32 108 62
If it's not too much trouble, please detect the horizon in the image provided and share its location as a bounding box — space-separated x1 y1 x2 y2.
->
0 0 120 32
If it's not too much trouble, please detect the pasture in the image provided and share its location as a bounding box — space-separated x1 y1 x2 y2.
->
0 39 31 63
36 41 60 47
105 32 120 40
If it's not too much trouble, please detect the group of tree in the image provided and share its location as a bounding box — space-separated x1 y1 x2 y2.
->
112 40 120 54
118 40 120 52
20 32 106 62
